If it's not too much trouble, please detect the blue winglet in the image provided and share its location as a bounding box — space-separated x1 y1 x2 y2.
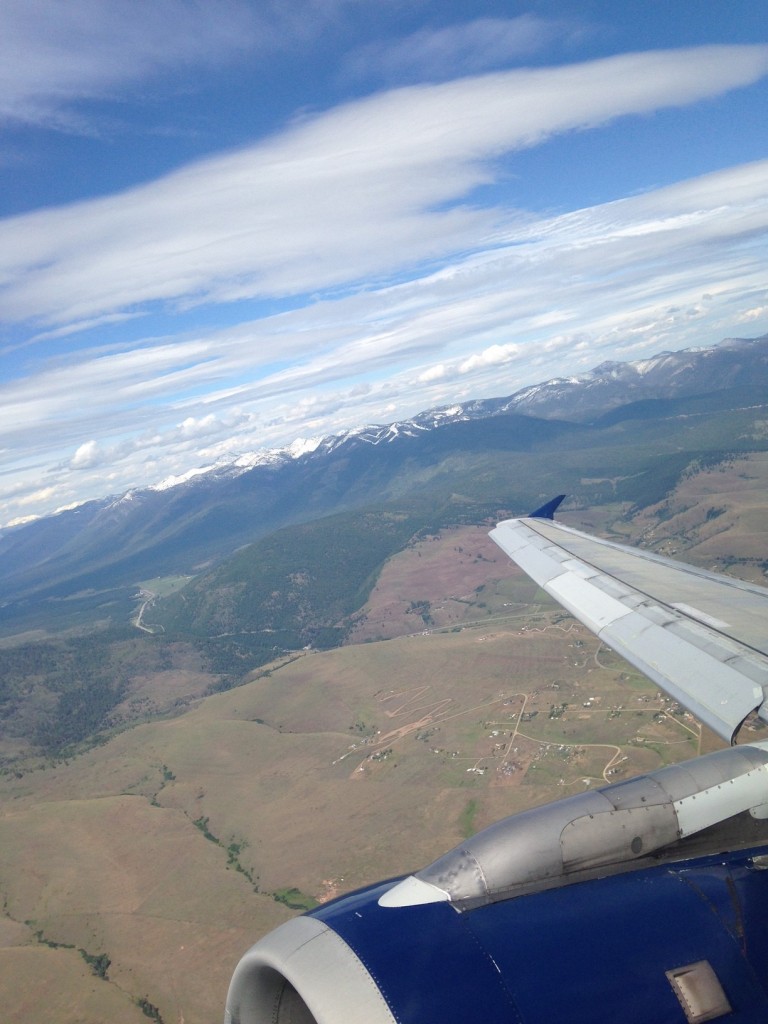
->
528 494 566 520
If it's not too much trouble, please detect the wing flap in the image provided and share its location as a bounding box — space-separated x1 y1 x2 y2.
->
490 516 768 743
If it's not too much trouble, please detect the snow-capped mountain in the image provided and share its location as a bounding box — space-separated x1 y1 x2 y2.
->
139 332 768 495
0 333 766 624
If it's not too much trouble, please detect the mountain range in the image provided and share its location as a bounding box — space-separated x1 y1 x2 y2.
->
0 332 766 635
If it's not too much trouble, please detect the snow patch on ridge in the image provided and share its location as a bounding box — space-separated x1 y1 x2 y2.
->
101 333 768 504
151 466 216 492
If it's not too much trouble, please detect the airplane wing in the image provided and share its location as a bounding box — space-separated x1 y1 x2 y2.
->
225 499 768 1024
490 501 768 744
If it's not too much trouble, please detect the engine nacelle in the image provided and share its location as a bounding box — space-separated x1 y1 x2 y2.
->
226 745 768 1024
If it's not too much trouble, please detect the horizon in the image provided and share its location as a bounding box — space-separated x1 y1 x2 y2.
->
2 2 767 526
3 327 762 532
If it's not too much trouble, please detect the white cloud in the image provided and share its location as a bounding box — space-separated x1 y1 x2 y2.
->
179 414 221 438
418 364 446 382
0 0 259 129
2 44 768 525
70 439 101 469
459 343 521 374
0 0 414 133
16 485 57 507
343 15 569 83
2 45 767 330
1 157 766 479
736 306 768 322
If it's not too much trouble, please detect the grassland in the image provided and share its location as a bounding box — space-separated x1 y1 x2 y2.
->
0 453 765 1023
0 634 221 763
0 541 728 1024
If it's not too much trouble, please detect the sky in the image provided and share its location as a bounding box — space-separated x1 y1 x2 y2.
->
1 1 767 528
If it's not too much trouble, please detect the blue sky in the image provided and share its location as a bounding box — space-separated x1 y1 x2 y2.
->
1 1 767 527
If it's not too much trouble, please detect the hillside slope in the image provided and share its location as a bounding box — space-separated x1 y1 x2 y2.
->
0 333 765 629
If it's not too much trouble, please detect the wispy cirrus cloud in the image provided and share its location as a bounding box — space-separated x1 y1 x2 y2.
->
1 154 766 524
0 0 261 130
2 40 768 525
1 44 766 332
0 0 391 132
341 14 574 84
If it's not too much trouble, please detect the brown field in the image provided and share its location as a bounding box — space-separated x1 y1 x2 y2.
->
615 451 768 580
346 524 535 641
0 627 719 1023
1 474 764 1024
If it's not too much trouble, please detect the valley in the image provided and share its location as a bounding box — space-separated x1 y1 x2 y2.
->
0 585 722 1024
0 340 766 1023
3 466 765 1021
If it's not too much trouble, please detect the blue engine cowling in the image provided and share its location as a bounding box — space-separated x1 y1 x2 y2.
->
226 843 768 1024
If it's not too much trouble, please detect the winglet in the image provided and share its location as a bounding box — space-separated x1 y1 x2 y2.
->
528 494 566 520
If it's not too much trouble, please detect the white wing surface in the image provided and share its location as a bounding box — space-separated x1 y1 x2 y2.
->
490 514 768 743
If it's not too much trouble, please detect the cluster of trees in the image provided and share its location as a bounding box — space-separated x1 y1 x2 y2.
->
0 630 185 757
152 508 433 647
0 633 130 755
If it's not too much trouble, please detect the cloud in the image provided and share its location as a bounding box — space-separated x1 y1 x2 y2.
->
736 306 768 323
418 364 446 383
459 343 521 374
17 486 58 508
70 439 101 469
342 15 570 84
179 414 222 438
1 157 766 469
2 45 767 331
0 0 260 130
2 43 768 525
0 0 411 132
